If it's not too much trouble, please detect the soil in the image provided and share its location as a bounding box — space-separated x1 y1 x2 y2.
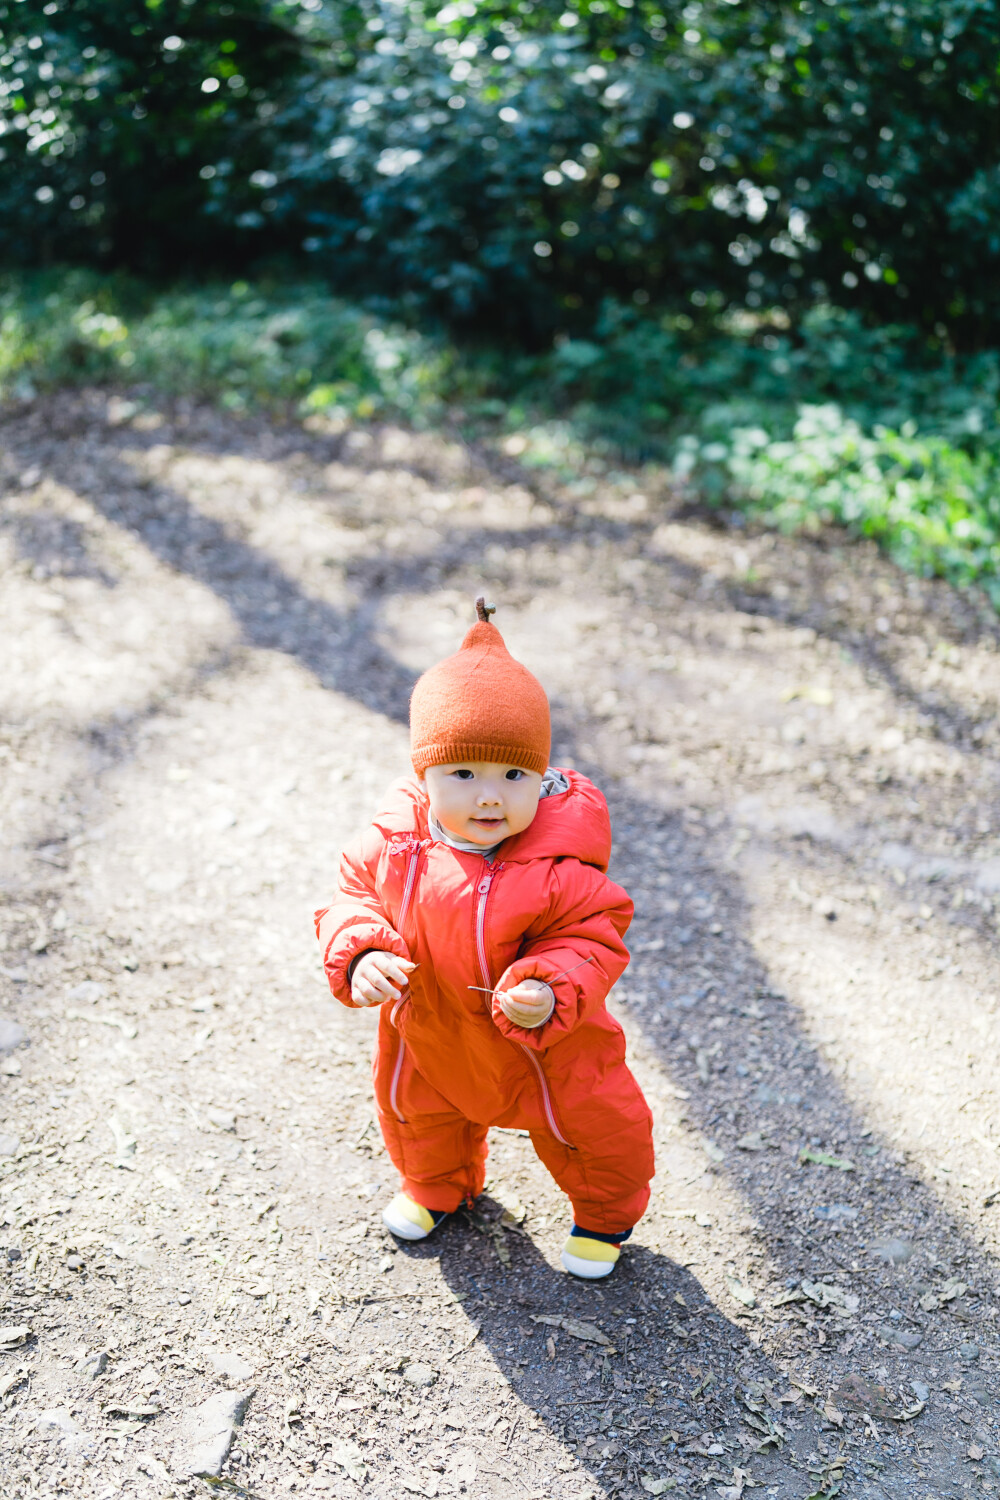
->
2 390 1000 1500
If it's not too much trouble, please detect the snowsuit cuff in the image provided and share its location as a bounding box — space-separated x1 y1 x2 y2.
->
323 925 409 1007
491 954 577 1048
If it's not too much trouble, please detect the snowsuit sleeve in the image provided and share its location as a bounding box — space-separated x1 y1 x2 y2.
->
314 825 410 1008
490 859 632 1050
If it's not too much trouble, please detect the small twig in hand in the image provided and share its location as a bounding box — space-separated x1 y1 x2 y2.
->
467 955 594 997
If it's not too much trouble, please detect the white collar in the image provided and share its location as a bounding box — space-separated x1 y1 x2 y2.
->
428 812 501 858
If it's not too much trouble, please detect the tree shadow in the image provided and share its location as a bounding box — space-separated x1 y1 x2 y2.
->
711 560 999 753
375 717 1000 1497
0 504 117 588
395 1198 825 1498
369 688 1000 1497
0 424 418 726
5 397 994 755
3 401 997 1495
579 737 996 1496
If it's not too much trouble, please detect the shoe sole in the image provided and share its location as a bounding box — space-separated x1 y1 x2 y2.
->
561 1249 617 1279
382 1209 433 1241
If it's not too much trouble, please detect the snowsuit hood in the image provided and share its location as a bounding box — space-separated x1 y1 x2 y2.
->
369 768 613 870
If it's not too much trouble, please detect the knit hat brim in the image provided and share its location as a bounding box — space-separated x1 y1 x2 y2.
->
412 740 549 777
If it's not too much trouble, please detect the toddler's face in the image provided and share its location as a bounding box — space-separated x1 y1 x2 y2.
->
423 761 543 846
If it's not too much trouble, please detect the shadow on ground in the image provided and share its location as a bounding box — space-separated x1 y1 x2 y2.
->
3 396 999 1497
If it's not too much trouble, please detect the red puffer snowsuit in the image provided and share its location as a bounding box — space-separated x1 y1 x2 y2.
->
315 770 654 1232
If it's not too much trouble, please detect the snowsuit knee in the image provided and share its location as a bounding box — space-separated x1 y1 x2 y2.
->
316 771 654 1233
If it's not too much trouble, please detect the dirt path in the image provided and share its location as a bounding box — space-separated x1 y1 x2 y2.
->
3 392 1000 1500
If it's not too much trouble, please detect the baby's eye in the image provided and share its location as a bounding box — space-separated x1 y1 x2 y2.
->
504 768 525 781
453 768 474 780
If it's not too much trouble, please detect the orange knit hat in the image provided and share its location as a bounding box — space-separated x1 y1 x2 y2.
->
410 599 551 776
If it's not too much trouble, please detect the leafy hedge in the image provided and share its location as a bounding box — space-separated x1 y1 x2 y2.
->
3 270 1000 603
1 1 998 343
676 406 1000 604
0 271 445 417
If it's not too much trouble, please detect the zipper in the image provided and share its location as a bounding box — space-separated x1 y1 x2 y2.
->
388 843 423 1030
397 843 423 938
519 1044 572 1147
474 862 497 996
387 842 423 1120
475 860 573 1149
388 1037 407 1122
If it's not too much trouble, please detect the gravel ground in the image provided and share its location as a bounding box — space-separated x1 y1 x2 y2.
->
2 392 1000 1500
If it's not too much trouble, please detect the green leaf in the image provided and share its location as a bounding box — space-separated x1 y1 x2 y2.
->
799 1147 856 1172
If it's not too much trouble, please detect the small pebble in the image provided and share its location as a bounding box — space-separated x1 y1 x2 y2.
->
65 1255 84 1271
911 1380 930 1403
879 1325 922 1351
77 1351 108 1380
35 1407 81 1438
65 981 106 1005
178 1292 192 1305
960 1342 981 1363
0 1018 27 1054
403 1362 436 1388
814 1204 858 1223
204 1348 255 1381
871 1236 914 1266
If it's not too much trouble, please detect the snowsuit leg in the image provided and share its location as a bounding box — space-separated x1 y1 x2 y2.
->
527 1059 654 1233
528 1118 653 1233
373 1034 488 1213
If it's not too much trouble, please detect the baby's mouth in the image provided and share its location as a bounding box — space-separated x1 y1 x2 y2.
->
472 815 504 827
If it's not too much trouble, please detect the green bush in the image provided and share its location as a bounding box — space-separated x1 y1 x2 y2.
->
2 1 998 343
0 271 448 419
519 301 1000 461
675 405 1000 601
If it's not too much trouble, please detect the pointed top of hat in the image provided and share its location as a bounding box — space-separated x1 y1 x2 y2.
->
409 594 550 775
459 595 506 653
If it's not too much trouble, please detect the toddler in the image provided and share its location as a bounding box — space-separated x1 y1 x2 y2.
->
315 600 654 1278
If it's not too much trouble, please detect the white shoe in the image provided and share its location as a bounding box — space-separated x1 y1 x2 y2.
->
560 1233 621 1279
382 1192 447 1241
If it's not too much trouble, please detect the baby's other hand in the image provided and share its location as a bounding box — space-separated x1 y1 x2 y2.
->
351 951 416 1007
496 979 555 1030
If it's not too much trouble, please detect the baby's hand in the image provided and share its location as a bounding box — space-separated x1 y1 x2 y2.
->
351 951 416 1007
496 979 555 1030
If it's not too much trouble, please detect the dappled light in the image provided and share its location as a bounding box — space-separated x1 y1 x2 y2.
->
2 2 999 1496
3 399 1000 1497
